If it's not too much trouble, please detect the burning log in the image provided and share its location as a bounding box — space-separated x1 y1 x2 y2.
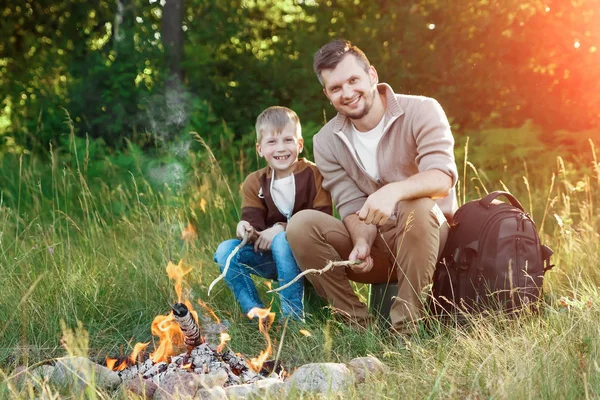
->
172 302 204 351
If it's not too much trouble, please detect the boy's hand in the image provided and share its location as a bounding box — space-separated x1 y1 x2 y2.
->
254 224 285 252
236 221 256 241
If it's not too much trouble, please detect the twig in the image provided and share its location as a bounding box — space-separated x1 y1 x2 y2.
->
267 260 360 294
208 232 249 296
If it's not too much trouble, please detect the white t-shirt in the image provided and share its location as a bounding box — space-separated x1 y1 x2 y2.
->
271 174 295 219
351 116 386 179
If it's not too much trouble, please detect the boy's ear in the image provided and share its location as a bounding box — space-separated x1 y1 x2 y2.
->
298 137 304 154
256 142 264 157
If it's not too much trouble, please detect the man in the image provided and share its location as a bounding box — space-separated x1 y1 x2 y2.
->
286 39 458 333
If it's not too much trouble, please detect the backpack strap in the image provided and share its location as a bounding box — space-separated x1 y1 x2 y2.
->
452 241 478 269
479 191 525 211
541 245 555 272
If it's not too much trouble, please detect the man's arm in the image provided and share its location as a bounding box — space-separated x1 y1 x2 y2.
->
343 213 378 273
357 169 452 225
359 98 457 226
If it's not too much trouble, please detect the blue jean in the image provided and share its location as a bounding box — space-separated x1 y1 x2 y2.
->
213 232 304 320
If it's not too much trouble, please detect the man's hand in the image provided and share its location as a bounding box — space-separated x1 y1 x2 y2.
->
357 183 401 226
348 240 374 274
254 224 285 252
236 220 257 241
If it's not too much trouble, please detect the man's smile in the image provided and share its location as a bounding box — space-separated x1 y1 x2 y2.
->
344 95 361 106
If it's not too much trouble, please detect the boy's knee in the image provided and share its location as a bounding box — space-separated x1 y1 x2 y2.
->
214 239 239 265
271 231 288 249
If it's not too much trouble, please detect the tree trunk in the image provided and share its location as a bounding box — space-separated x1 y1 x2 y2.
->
162 0 185 87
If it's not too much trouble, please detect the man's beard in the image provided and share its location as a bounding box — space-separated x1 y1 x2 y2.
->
342 86 377 120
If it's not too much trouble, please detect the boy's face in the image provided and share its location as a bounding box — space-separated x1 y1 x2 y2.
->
256 123 304 179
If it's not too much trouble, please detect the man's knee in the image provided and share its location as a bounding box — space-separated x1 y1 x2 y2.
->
398 198 440 230
286 209 322 247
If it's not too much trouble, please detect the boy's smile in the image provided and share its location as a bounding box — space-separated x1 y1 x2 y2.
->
256 123 304 179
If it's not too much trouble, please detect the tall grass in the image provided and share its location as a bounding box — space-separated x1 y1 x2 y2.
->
0 128 599 398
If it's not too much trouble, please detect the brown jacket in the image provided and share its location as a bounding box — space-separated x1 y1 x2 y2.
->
314 83 458 220
241 158 333 231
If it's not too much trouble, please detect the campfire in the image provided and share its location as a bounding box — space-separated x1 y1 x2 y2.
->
104 259 283 393
9 254 387 399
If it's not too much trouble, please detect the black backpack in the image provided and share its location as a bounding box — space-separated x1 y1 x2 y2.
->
431 191 554 317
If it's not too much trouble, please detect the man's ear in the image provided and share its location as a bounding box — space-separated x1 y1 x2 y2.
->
368 65 379 86
256 142 263 157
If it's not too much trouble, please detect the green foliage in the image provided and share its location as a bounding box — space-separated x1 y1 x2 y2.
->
2 0 597 155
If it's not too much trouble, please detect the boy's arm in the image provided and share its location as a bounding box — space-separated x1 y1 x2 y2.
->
240 173 267 232
311 164 334 216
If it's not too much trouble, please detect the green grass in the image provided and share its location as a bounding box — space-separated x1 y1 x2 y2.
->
0 133 599 399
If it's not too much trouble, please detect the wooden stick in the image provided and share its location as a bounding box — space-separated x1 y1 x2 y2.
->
267 260 361 294
208 232 249 296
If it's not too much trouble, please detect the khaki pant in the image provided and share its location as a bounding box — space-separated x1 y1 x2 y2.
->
286 197 449 333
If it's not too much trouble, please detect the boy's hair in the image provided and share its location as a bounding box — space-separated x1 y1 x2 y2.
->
255 106 302 143
313 39 371 86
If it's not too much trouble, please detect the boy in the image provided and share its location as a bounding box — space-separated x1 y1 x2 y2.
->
214 106 332 321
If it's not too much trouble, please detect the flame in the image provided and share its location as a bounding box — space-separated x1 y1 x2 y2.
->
246 307 276 372
130 341 150 362
106 358 117 370
166 260 193 303
299 329 312 337
150 299 199 363
197 300 220 324
183 362 193 370
217 332 231 352
106 341 150 371
108 261 204 369
115 360 128 371
181 221 198 242
150 313 184 363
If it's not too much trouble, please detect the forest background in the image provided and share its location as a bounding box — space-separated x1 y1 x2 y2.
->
1 0 600 398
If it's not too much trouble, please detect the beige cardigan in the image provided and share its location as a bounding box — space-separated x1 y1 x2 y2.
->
313 83 458 220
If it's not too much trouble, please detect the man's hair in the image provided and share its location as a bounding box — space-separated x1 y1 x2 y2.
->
255 106 302 142
313 39 371 86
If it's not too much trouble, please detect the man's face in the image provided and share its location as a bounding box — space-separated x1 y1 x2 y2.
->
320 54 379 121
256 123 304 179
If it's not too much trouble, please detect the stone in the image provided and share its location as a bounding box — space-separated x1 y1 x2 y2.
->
154 371 204 400
50 356 121 392
346 356 389 384
222 384 253 399
195 386 227 400
253 377 285 397
9 366 29 390
198 368 229 388
30 365 56 385
284 363 354 395
124 375 158 398
224 378 285 399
